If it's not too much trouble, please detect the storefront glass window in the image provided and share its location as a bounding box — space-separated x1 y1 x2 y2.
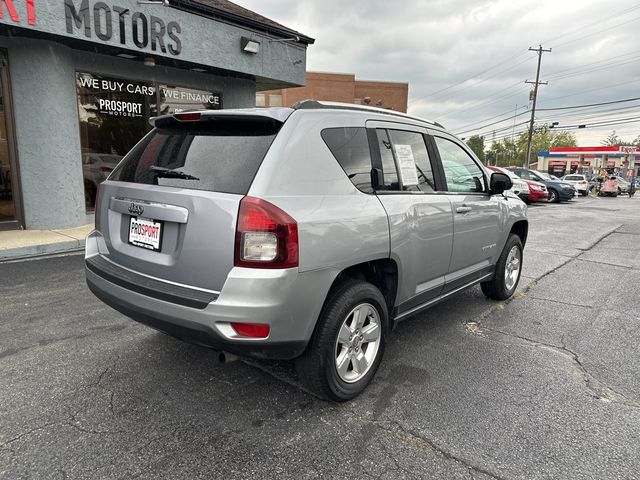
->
76 72 222 211
0 76 15 223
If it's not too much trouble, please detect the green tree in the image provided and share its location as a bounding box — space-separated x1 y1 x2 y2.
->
514 127 577 166
601 130 628 146
466 135 486 163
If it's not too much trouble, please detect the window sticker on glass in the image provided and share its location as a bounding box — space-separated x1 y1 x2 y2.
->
394 144 419 186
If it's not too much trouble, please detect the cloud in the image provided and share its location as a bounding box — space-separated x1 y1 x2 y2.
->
239 0 640 145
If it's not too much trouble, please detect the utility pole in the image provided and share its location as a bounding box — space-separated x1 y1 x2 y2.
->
525 45 551 169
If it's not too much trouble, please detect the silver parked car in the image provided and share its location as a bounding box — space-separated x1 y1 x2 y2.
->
86 101 528 401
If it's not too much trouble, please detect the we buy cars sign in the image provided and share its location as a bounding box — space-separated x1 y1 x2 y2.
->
0 0 36 26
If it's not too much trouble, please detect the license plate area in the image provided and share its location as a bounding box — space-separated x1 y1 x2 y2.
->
128 216 163 251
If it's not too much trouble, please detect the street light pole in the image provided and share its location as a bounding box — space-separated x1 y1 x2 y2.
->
525 45 551 169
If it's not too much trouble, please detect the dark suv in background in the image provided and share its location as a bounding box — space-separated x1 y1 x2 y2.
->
508 167 575 203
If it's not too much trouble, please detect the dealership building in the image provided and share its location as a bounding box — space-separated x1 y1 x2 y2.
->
0 0 313 230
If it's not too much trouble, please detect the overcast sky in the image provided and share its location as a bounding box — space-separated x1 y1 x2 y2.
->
238 0 640 146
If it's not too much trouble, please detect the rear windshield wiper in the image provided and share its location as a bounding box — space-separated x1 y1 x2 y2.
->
150 166 200 181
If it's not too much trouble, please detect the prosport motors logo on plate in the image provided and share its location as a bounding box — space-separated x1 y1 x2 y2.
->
98 99 143 118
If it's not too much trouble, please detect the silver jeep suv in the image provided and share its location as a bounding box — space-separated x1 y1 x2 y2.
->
86 101 527 401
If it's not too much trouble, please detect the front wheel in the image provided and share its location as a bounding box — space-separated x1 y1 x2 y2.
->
481 234 523 301
548 189 559 203
296 280 388 402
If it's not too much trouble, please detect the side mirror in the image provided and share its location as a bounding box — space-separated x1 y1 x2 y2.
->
490 172 512 195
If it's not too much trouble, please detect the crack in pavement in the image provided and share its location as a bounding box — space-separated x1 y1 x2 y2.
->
575 258 636 270
377 420 506 480
0 422 58 450
525 296 595 309
463 225 640 410
465 321 640 410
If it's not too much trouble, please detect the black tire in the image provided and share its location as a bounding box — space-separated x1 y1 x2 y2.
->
481 234 523 301
548 189 559 203
295 280 388 402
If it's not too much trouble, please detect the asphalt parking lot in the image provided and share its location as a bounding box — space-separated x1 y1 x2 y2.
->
1 195 639 480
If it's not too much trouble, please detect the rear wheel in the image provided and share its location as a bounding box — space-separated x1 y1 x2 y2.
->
296 280 388 402
481 234 523 301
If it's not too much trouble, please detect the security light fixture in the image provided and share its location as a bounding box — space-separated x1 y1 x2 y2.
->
117 53 137 59
268 36 301 43
143 57 156 67
137 0 170 6
241 37 260 54
191 68 207 73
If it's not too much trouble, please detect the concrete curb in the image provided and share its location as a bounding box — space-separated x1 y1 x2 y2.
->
0 224 93 262
0 239 85 262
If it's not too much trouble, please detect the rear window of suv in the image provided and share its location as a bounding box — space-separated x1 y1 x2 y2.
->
109 118 280 195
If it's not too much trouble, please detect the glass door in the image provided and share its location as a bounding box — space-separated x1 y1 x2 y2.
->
0 49 22 230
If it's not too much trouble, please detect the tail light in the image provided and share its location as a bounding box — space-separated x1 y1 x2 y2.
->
231 322 270 338
174 112 202 122
235 196 298 269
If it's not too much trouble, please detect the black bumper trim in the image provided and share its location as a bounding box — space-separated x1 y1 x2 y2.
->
86 255 218 309
86 276 308 360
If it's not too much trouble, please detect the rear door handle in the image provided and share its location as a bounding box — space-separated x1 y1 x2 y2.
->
456 206 472 214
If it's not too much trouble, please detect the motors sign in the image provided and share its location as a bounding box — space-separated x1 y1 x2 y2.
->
0 0 36 25
64 0 181 55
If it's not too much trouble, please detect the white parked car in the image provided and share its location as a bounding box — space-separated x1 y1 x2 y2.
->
561 174 589 196
486 165 530 203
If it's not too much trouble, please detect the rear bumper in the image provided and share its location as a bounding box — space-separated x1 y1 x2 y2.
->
85 231 336 360
86 275 306 359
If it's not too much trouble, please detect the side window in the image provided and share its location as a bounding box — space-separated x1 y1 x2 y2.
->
529 171 544 182
388 130 435 192
321 127 374 193
376 129 435 192
376 129 400 190
516 169 530 180
435 137 486 193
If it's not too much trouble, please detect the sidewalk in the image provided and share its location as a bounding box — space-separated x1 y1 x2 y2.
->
0 224 93 261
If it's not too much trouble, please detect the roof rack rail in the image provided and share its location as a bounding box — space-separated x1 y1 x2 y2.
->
291 100 444 129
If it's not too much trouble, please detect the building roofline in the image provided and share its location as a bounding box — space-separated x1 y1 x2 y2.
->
170 0 315 45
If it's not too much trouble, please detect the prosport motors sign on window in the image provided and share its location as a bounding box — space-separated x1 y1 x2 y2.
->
98 99 143 117
77 72 153 118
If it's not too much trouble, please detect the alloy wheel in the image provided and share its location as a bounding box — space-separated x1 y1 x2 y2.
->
334 303 381 383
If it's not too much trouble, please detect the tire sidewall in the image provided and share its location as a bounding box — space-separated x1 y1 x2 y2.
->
496 235 523 298
321 283 388 401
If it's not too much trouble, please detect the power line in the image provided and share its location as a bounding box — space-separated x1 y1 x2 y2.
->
540 2 640 45
453 99 640 138
537 96 640 111
544 50 640 78
455 109 530 136
554 14 640 48
537 79 640 104
412 52 530 102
